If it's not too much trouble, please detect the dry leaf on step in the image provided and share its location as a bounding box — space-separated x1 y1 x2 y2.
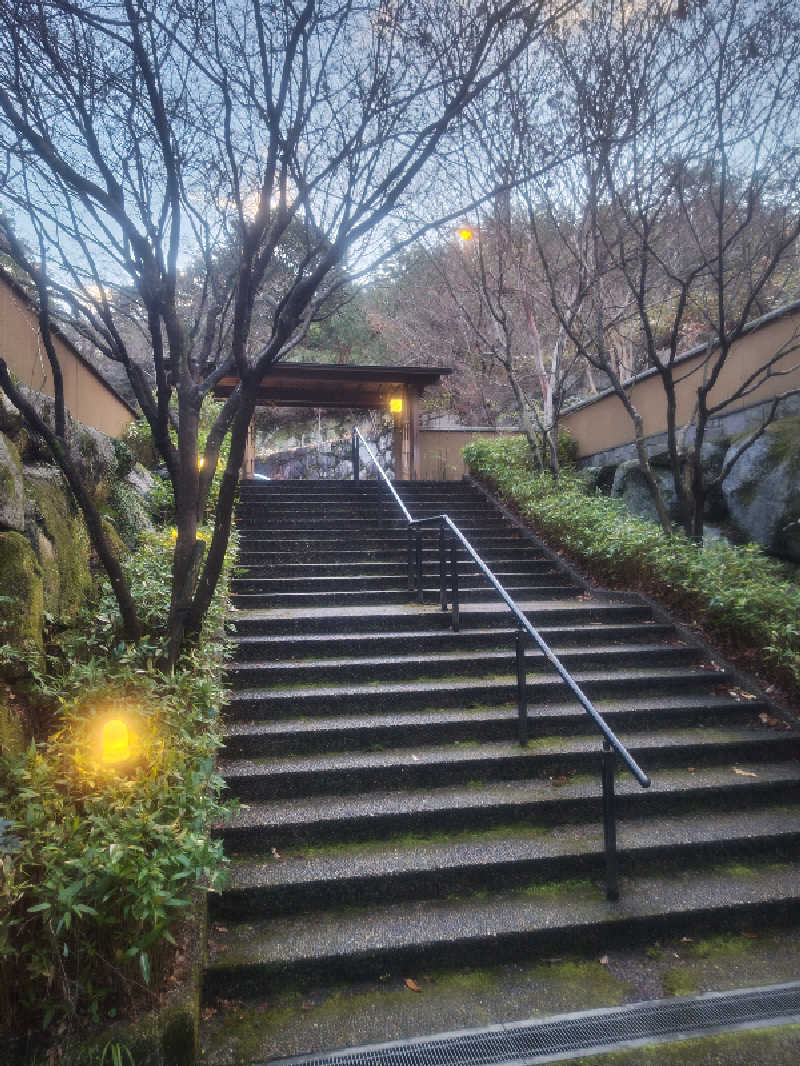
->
405 978 422 992
732 767 757 777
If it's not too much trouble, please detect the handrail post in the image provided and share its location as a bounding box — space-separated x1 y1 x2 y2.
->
351 428 359 481
450 531 460 632
415 529 424 604
515 628 528 747
439 519 448 611
407 525 415 593
601 740 620 902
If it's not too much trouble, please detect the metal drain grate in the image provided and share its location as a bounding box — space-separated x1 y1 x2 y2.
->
266 982 800 1066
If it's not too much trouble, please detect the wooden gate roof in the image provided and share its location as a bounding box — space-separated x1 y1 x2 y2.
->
213 362 451 409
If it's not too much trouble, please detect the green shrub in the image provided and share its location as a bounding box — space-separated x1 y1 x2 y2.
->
463 436 800 692
0 524 236 1035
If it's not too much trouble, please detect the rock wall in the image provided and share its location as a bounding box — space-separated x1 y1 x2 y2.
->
0 391 154 691
257 418 394 480
579 403 800 561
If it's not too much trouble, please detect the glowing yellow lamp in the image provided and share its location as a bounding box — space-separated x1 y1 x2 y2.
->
457 227 473 241
390 395 404 414
101 719 130 764
198 456 206 471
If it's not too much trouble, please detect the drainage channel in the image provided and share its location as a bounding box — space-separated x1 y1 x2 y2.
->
265 981 800 1066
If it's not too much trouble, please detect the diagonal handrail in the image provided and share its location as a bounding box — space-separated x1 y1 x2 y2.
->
406 512 650 789
351 427 650 900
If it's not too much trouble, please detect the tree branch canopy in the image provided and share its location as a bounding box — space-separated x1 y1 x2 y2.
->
0 0 549 663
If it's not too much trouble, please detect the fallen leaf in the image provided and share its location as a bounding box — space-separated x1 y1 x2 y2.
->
741 931 759 939
680 937 694 943
732 767 757 777
599 955 609 965
405 978 423 992
687 767 695 773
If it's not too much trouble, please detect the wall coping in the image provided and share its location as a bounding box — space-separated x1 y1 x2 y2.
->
562 298 800 419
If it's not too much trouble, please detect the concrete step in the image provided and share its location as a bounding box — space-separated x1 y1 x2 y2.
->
218 727 796 800
226 600 654 636
224 664 732 719
202 856 800 998
211 806 800 920
236 546 549 565
230 568 571 595
233 558 558 578
221 693 767 757
230 582 583 609
225 642 705 688
228 621 680 660
218 761 800 851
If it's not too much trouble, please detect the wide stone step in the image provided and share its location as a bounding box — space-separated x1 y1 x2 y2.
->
221 693 767 757
231 582 583 609
235 515 510 531
211 806 800 920
235 503 491 518
234 558 558 578
218 727 793 800
218 761 800 850
235 533 530 550
229 621 679 660
230 567 570 595
226 600 654 636
225 642 704 688
224 664 732 719
236 546 549 565
203 857 800 998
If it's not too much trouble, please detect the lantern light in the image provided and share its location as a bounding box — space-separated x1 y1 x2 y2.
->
101 719 130 764
198 456 206 471
390 395 404 413
457 227 473 241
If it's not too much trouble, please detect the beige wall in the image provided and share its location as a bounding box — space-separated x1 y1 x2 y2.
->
0 277 134 438
560 308 800 458
419 428 519 481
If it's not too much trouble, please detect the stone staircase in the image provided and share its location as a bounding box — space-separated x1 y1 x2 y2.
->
204 479 800 1012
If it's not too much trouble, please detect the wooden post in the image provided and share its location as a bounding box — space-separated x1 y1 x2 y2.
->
408 387 421 481
242 420 256 479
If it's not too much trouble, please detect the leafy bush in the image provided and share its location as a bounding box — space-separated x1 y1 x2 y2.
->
464 436 800 692
0 524 235 1035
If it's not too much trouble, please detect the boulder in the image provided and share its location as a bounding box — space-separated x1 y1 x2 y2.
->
722 417 800 562
126 463 154 497
611 460 677 524
70 422 117 493
0 432 24 532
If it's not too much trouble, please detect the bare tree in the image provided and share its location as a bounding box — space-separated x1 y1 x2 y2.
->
532 0 800 538
0 0 555 665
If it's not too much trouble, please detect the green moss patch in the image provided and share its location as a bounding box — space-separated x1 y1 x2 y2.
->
24 470 91 623
0 530 44 655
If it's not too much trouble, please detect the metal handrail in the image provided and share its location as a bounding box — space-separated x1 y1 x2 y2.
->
407 512 651 790
351 425 650 900
351 428 412 522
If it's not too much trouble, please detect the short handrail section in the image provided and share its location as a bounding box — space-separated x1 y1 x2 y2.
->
351 427 651 901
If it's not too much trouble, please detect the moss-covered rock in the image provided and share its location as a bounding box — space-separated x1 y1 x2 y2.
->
23 469 91 623
108 478 154 549
0 531 44 663
0 432 24 532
